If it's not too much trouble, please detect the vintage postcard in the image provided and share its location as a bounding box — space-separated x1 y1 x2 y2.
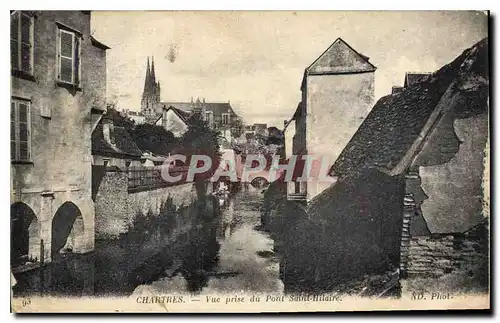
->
10 10 490 313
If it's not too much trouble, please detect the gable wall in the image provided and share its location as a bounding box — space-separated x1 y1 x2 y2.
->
162 109 188 137
305 72 374 200
308 40 374 74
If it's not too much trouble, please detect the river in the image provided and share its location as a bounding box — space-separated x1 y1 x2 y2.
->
12 187 284 297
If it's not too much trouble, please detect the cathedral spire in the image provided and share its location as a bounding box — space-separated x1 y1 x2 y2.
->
141 56 161 118
143 57 151 98
151 56 156 84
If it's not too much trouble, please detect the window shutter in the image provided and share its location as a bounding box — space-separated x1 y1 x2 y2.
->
59 30 73 83
74 36 80 85
20 13 31 73
11 102 16 160
10 13 19 70
18 103 29 161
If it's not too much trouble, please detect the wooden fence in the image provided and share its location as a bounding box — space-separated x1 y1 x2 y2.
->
128 166 190 191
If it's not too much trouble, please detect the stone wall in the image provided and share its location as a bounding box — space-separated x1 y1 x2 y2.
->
406 221 488 279
94 169 204 239
305 72 374 200
281 169 405 293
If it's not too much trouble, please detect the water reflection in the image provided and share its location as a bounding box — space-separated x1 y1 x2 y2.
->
12 188 283 297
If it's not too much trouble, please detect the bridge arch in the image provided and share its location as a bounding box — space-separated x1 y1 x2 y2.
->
251 176 269 189
51 202 85 259
11 202 40 266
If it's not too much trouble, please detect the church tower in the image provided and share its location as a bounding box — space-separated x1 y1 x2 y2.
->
141 56 161 119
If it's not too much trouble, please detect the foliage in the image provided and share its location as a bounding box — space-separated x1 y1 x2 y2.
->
230 116 245 139
132 123 178 156
181 113 220 152
179 113 222 177
123 198 179 246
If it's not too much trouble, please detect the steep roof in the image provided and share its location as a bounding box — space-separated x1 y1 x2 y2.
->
92 122 142 158
391 86 404 95
306 38 376 75
159 101 237 117
156 106 191 125
330 38 489 178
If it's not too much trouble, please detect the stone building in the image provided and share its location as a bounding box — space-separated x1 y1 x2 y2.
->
287 38 376 202
280 38 489 295
328 38 489 293
10 11 108 267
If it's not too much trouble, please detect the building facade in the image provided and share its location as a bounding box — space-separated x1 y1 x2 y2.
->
288 38 376 201
10 11 108 267
159 98 239 134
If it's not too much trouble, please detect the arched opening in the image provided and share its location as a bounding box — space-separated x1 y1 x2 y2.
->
11 202 40 267
51 202 84 260
251 177 269 189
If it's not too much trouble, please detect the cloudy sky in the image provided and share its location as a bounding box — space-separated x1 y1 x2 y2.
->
91 11 487 127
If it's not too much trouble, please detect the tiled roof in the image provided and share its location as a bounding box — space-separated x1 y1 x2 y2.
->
306 38 376 75
330 38 488 178
204 102 235 116
155 106 193 128
92 122 142 158
160 101 195 113
172 107 191 121
159 101 237 117
391 86 404 95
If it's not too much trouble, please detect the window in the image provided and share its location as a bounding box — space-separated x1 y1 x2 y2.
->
57 28 81 85
11 98 31 162
222 113 230 126
11 11 34 74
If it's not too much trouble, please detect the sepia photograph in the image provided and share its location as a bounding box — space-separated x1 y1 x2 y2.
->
9 9 490 313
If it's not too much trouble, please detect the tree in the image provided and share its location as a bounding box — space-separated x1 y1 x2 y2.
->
179 113 222 180
132 123 178 156
230 116 245 139
181 113 220 155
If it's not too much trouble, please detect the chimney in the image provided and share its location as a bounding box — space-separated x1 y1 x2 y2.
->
203 97 205 104
103 118 114 145
228 100 230 104
191 96 193 103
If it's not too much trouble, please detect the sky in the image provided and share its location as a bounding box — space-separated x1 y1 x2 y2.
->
91 11 487 128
